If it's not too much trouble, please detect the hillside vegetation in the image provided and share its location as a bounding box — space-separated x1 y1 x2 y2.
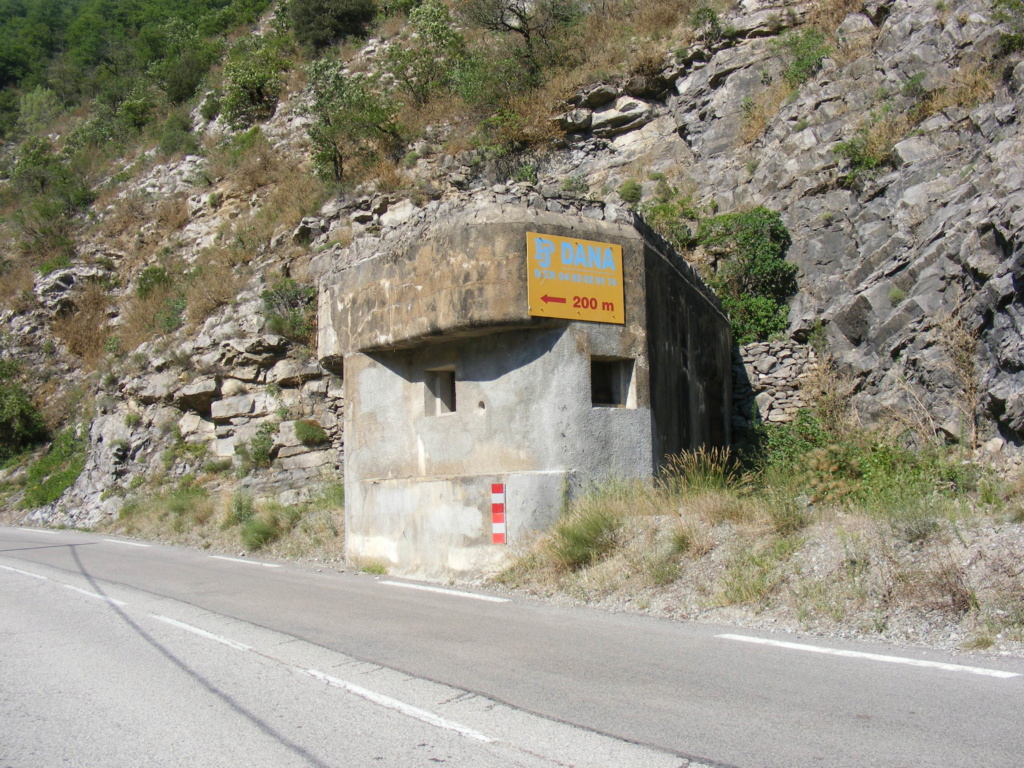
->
1 0 1023 652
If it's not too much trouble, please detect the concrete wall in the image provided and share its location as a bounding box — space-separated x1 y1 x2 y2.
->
320 204 731 575
344 325 653 575
643 234 733 458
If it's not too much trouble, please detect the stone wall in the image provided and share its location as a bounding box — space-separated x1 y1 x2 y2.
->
733 341 818 432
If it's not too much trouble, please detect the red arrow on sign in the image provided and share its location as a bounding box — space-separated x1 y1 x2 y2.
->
541 295 566 304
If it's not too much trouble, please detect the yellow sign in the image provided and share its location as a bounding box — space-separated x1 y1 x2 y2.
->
526 232 624 325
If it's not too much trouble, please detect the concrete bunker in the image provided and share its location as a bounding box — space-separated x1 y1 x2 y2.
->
318 205 732 575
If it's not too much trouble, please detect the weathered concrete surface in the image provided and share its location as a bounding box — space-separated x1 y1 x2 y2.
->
322 205 731 576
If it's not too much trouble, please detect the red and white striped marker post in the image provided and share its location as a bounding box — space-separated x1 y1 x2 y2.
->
491 484 506 544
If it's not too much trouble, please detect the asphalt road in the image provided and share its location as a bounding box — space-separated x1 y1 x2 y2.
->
2 525 1023 768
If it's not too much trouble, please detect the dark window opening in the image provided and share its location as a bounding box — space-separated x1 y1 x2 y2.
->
591 358 634 408
425 369 456 415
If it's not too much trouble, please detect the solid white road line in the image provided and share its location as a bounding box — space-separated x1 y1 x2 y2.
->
104 539 151 547
380 580 510 603
151 615 252 651
718 634 1021 679
210 555 281 568
0 563 47 579
149 613 496 744
8 528 59 534
64 584 126 607
303 669 495 743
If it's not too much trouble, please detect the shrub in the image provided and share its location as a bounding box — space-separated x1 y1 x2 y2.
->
0 360 48 463
201 92 221 121
158 110 197 157
262 277 317 343
383 0 467 105
227 491 256 525
458 0 582 72
17 86 62 138
775 28 830 87
618 178 642 204
696 207 796 344
690 5 722 45
295 419 329 446
236 421 279 471
124 412 142 428
222 37 288 129
290 0 376 50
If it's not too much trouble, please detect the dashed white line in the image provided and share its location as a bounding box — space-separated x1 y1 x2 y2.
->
104 539 151 548
380 580 510 603
717 634 1021 679
151 615 252 651
0 564 47 580
303 669 494 743
64 585 126 607
210 555 281 568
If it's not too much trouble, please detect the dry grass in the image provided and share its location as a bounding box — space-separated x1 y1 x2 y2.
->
154 195 191 232
117 281 180 351
99 193 149 240
51 282 111 368
914 68 995 123
184 259 245 328
739 82 792 144
0 259 37 313
495 443 1024 652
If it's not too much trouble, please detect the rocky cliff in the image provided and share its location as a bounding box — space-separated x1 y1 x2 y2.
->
3 0 1023 525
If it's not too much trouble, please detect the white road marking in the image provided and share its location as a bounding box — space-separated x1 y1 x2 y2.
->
9 528 59 534
304 669 494 743
718 634 1021 679
210 555 281 568
104 539 150 548
151 615 252 651
0 563 47 580
380 580 510 603
64 585 126 607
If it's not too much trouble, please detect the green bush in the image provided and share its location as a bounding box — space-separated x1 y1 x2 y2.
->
290 0 376 50
236 422 279 472
158 110 197 157
618 179 642 204
262 277 317 343
833 127 892 181
227 491 256 525
23 427 87 508
222 37 289 129
0 361 48 463
201 92 221 121
295 419 329 446
696 207 796 344
775 28 830 87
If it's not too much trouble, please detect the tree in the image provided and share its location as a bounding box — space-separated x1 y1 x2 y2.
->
306 59 402 181
0 360 48 464
290 0 376 51
383 0 466 106
458 0 580 69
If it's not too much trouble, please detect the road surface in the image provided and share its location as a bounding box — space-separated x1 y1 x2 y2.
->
2 526 1022 768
